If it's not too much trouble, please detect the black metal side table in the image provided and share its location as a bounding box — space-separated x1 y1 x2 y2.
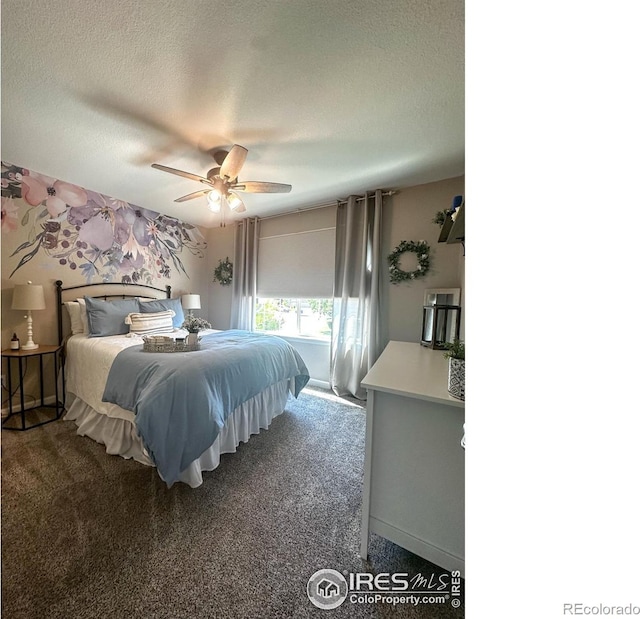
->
1 345 65 431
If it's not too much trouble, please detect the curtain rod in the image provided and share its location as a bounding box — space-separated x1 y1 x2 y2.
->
255 189 397 222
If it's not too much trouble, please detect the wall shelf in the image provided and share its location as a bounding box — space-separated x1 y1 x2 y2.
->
447 201 464 244
438 199 465 244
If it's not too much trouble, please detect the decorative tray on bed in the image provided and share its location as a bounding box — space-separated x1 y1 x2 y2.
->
142 335 201 353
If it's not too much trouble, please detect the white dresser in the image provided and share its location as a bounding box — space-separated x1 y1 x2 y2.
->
360 341 465 575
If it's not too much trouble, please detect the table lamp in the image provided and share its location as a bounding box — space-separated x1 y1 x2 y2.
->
12 281 46 350
181 294 201 317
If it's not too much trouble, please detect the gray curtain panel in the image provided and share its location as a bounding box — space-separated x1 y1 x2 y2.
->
230 217 259 330
330 190 382 399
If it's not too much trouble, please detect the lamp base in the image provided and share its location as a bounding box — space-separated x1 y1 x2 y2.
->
20 311 40 351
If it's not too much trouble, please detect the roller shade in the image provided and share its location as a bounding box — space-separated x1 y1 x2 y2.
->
257 227 335 298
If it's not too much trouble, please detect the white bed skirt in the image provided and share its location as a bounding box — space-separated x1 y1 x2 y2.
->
64 379 292 488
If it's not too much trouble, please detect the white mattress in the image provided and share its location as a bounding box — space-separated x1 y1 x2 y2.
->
63 331 292 487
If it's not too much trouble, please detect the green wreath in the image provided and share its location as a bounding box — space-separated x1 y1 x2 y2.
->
387 240 431 284
213 257 233 286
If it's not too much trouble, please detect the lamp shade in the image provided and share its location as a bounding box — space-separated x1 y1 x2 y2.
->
12 283 46 310
181 294 201 310
227 192 244 211
207 191 222 213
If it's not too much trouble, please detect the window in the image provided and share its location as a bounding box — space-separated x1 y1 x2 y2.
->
254 207 336 341
255 298 332 340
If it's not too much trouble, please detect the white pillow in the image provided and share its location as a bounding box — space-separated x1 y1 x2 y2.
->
64 301 85 335
76 298 90 334
125 310 175 335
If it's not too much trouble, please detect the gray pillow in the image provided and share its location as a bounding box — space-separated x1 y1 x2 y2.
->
84 296 141 337
140 297 185 328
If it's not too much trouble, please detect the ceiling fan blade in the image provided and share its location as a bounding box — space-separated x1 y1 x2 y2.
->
151 163 208 183
174 190 210 203
232 181 292 193
219 145 248 180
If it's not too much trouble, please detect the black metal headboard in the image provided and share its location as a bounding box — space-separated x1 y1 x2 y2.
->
55 280 171 345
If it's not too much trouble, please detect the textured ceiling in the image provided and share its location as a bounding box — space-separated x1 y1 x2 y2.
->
1 0 464 228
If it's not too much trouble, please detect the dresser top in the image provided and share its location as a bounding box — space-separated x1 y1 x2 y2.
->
362 341 465 408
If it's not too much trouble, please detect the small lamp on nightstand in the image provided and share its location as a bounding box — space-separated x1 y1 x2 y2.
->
181 293 201 317
11 281 46 350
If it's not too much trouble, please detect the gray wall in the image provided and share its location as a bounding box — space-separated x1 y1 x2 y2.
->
278 337 330 385
206 226 235 330
380 176 465 346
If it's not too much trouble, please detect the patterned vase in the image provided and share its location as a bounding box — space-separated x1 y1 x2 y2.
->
448 358 465 400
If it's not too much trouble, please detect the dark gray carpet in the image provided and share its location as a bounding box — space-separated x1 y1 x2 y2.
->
1 387 464 618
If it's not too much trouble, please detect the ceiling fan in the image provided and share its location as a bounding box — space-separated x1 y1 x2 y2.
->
151 144 292 214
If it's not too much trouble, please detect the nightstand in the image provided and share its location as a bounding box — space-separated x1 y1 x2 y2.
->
1 345 65 431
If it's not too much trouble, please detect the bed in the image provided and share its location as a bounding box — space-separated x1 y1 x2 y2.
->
55 280 309 488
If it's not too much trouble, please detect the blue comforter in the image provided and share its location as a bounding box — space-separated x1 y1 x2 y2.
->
102 330 309 485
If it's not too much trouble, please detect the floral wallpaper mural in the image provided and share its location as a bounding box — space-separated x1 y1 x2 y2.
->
1 162 206 283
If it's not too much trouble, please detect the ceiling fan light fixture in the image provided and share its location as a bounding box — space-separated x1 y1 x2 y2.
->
227 192 244 212
152 143 292 215
207 190 222 212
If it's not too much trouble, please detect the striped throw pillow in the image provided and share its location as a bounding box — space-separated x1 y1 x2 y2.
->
125 310 175 335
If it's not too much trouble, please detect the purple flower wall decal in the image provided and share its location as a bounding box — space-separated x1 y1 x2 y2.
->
78 207 115 250
1 161 206 282
21 171 88 218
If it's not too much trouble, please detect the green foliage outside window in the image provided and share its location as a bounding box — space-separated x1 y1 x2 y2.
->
255 299 284 332
255 298 332 339
308 299 333 320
